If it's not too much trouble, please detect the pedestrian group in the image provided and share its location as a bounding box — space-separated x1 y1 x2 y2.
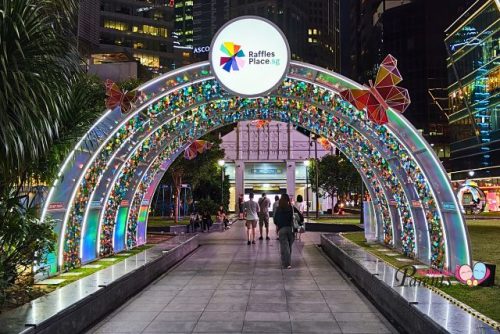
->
242 192 304 269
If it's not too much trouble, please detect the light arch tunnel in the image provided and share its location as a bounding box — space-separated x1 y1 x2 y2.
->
41 61 471 275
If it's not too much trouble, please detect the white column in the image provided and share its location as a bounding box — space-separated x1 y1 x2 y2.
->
286 161 296 200
235 160 245 213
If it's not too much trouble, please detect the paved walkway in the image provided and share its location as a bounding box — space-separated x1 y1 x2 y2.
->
88 221 395 333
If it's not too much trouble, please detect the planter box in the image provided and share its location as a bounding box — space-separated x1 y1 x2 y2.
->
0 235 200 334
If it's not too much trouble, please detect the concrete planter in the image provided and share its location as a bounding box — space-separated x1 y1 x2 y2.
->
320 234 497 334
1 235 199 334
167 224 188 234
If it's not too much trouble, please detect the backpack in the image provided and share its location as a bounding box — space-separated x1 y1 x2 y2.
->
293 212 301 230
293 206 304 224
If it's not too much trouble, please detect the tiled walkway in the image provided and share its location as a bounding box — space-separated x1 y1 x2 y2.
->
88 221 395 333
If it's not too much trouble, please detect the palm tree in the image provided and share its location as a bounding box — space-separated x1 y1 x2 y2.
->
0 0 79 191
0 0 109 305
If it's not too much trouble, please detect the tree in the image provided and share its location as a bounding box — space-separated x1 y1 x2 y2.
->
161 131 230 217
309 154 362 214
0 0 79 190
0 0 106 307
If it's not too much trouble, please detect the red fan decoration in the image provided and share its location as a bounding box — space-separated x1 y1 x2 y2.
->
252 120 271 128
339 54 410 125
317 137 331 150
105 79 138 114
184 140 213 160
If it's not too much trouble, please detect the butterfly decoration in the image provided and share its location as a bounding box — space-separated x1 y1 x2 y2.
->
317 137 332 150
105 79 139 114
455 262 490 287
252 120 271 129
184 140 213 160
339 54 410 125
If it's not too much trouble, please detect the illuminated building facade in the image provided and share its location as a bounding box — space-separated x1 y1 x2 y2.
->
78 0 190 76
348 0 476 165
220 121 334 212
173 0 194 48
445 0 500 211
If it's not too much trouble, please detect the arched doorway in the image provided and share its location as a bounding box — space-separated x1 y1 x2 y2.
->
40 18 471 276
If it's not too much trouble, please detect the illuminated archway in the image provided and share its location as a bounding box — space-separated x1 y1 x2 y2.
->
41 61 471 274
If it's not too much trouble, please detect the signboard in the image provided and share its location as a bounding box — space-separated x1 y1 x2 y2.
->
411 200 422 208
251 168 283 175
209 16 290 97
194 46 210 54
48 202 64 211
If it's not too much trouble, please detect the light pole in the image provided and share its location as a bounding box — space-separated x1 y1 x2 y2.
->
218 160 225 206
315 139 319 219
304 160 311 218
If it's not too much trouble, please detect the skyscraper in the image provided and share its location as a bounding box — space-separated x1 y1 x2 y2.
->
173 0 194 49
78 0 191 77
77 0 100 58
193 0 230 60
348 0 475 163
445 0 499 211
306 0 340 70
229 0 308 63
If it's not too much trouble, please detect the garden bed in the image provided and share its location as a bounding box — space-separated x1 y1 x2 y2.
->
342 218 500 322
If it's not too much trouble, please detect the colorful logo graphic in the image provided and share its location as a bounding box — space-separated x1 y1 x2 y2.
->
220 42 245 72
455 262 490 287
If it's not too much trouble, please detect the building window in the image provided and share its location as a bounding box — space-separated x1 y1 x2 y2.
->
133 53 160 68
132 25 168 38
103 20 128 32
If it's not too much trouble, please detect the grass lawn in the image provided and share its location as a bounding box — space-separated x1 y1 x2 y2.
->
2 245 154 312
43 245 153 290
309 217 361 225
147 216 190 227
473 212 500 217
343 218 500 322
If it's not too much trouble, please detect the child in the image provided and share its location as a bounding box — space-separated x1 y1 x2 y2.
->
217 205 229 230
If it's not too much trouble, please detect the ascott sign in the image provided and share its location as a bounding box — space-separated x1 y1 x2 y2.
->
209 16 290 97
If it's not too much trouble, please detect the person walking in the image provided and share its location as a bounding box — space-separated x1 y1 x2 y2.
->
274 194 294 269
258 193 271 240
272 195 280 239
243 192 259 245
294 194 306 214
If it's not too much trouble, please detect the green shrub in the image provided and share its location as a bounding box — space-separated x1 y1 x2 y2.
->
196 198 219 215
0 200 56 308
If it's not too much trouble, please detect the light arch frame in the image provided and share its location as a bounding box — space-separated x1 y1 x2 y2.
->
40 61 471 274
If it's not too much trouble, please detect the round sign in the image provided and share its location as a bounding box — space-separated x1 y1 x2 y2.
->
209 16 290 98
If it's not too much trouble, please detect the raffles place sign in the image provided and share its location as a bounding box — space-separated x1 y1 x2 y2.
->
209 16 290 98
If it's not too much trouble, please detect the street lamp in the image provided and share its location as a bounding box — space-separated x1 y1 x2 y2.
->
218 160 225 206
304 160 311 218
468 170 475 178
